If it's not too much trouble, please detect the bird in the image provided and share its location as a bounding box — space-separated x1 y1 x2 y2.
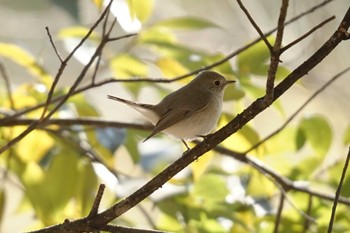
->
107 70 235 150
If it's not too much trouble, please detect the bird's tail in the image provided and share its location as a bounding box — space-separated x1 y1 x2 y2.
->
107 95 158 125
107 95 144 107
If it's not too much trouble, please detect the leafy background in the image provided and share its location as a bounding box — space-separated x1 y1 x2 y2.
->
0 0 350 232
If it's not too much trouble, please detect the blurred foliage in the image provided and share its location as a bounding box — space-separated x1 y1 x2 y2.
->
0 0 349 232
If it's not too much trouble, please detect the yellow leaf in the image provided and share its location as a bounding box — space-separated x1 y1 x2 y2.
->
110 54 148 78
219 115 259 154
12 127 54 163
58 26 100 41
0 43 52 84
127 0 154 22
191 149 215 182
156 57 189 77
21 162 45 186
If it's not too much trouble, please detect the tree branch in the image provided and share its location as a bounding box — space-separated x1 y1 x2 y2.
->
281 15 335 53
265 0 289 104
327 147 350 233
236 0 273 50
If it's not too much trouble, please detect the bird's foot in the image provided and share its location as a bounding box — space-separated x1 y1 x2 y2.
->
197 133 212 140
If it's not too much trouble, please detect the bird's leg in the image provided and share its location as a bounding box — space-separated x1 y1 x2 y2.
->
181 139 190 155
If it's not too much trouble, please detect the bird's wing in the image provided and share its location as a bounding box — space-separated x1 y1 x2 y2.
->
144 93 211 141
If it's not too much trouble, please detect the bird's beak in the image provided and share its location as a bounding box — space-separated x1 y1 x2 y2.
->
225 80 236 85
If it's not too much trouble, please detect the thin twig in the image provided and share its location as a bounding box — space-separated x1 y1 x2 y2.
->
45 27 63 62
40 44 65 119
265 0 289 104
107 33 138 42
236 0 272 50
244 65 350 154
273 192 284 233
327 147 350 233
281 15 335 53
88 184 106 217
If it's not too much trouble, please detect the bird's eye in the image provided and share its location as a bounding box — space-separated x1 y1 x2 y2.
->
214 80 221 86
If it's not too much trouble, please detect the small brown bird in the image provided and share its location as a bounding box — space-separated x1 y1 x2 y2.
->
108 70 235 149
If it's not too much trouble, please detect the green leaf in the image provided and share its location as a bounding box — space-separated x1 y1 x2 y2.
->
192 174 229 202
249 64 291 80
138 27 177 44
154 17 219 30
343 125 350 145
0 43 52 85
68 93 99 117
237 37 275 76
43 150 79 211
275 65 291 80
124 129 142 162
21 149 80 225
246 171 276 196
264 127 297 155
297 115 332 157
76 160 98 215
295 127 306 150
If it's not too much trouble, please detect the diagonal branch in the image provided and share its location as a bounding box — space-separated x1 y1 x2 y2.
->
26 5 350 231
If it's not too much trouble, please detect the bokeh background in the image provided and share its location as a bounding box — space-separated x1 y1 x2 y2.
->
0 0 349 232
